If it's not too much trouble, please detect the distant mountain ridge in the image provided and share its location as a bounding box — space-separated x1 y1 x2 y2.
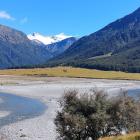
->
47 7 140 72
28 33 72 45
28 32 77 58
46 37 77 57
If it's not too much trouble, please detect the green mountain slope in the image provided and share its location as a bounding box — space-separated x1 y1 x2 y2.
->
47 7 140 72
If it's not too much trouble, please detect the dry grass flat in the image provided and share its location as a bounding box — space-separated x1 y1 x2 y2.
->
0 67 140 80
101 132 140 140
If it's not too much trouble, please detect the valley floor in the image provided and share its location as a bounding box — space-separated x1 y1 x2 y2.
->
1 67 140 80
0 76 140 140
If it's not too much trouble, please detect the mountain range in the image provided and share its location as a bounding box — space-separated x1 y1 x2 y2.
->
0 27 76 69
28 33 77 57
47 7 140 73
1 7 140 72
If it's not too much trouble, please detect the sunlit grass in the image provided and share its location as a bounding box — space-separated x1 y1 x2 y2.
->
0 67 140 80
101 132 140 140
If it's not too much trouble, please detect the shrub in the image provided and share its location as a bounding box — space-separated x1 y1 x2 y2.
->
55 89 140 140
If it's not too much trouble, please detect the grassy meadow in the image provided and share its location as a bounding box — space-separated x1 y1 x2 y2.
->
101 132 140 140
0 67 140 80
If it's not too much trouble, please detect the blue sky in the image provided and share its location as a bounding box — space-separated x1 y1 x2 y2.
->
0 0 140 37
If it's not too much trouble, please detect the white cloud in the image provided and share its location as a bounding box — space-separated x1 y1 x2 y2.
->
20 17 28 24
0 11 15 20
0 10 28 25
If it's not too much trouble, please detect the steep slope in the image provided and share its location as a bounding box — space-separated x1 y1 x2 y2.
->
48 7 140 72
84 38 140 72
0 24 52 69
46 37 77 57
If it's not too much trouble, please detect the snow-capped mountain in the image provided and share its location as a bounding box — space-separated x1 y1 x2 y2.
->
27 33 72 45
28 32 77 58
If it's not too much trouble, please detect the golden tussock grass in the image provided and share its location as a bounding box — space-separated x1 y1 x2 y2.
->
100 132 140 140
0 67 140 80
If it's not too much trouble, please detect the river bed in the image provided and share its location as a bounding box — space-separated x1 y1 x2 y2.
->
0 76 139 140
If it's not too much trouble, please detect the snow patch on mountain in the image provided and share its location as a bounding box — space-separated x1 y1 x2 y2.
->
27 33 72 45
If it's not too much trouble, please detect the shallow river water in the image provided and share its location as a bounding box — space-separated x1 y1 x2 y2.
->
0 92 46 128
0 87 140 128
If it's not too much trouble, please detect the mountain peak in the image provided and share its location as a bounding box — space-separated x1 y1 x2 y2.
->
27 33 73 45
32 32 40 36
